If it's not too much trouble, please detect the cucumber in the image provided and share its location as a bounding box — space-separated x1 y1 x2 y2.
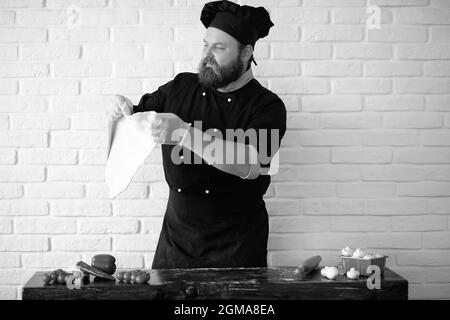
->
294 255 322 277
76 261 116 281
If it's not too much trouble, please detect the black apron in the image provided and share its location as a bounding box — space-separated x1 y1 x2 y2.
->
133 72 286 269
151 188 269 269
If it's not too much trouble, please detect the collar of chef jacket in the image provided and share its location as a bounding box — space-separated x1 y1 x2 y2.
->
216 67 254 93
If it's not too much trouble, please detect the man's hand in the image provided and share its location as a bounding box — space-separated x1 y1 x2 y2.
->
107 95 134 121
150 113 190 145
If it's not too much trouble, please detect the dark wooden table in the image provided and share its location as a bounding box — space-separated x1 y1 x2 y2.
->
22 267 408 300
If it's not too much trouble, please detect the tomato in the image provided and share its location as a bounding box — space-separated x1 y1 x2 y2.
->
50 272 58 282
57 273 66 284
43 274 51 284
123 272 131 283
130 272 137 283
116 272 124 281
134 274 148 284
116 270 150 284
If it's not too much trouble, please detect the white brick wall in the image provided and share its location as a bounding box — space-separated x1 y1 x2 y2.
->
0 0 449 300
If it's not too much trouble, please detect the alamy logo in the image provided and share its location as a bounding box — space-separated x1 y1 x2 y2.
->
170 121 281 175
66 5 82 30
366 265 381 290
366 5 381 30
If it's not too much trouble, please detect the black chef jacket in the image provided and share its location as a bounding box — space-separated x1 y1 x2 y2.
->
133 72 286 269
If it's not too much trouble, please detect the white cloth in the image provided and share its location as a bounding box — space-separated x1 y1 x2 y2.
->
105 111 156 198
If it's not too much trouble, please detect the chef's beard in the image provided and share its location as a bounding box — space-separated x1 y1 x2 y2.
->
197 53 245 89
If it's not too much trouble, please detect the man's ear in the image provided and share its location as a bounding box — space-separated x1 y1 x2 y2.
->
241 44 254 63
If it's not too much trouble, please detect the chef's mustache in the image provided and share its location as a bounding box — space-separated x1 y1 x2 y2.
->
201 56 218 68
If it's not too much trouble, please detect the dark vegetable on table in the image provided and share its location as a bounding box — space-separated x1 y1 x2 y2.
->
294 255 322 279
57 272 67 284
116 270 150 284
135 274 147 284
130 272 137 284
76 261 116 281
122 271 131 283
116 272 124 281
91 254 116 275
42 274 51 284
49 272 58 282
91 254 116 264
92 264 116 275
42 269 72 285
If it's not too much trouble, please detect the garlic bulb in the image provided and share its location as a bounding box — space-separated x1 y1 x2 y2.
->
325 266 339 280
363 254 375 260
320 266 328 277
352 248 365 258
341 246 354 257
346 267 360 280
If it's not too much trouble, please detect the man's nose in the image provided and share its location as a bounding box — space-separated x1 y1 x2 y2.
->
202 45 213 60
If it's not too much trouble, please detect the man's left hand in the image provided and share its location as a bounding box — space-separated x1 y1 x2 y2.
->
150 113 190 145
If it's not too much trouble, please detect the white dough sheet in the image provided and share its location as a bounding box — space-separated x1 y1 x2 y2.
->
105 111 156 198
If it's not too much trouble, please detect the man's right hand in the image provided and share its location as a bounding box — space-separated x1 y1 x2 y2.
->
108 95 134 121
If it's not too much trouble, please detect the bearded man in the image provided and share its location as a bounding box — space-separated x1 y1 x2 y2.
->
109 0 286 269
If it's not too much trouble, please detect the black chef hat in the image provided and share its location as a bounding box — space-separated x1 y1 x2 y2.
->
200 0 274 66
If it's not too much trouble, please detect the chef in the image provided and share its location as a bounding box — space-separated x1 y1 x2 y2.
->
110 0 286 269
